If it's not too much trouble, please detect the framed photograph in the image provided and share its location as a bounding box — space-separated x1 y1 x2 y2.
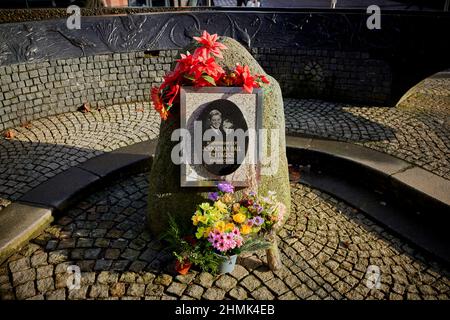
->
180 87 263 187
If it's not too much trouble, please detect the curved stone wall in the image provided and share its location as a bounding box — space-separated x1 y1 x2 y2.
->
253 47 391 103
1 45 394 131
0 50 178 131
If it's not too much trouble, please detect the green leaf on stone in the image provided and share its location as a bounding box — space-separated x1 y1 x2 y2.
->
184 74 196 81
202 75 216 86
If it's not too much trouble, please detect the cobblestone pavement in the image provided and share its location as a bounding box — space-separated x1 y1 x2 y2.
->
400 70 450 116
0 102 160 208
285 71 450 179
0 172 448 300
284 99 449 180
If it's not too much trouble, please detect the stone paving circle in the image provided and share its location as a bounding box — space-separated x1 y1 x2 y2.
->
0 172 448 300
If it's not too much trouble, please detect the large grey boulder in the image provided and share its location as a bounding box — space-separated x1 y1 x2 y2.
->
148 37 291 237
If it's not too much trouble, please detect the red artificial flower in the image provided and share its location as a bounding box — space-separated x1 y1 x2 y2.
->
191 57 224 82
166 83 180 107
151 30 268 121
256 74 270 84
193 31 228 59
159 108 169 121
151 86 163 111
151 86 169 120
175 52 196 75
234 64 259 93
192 46 209 62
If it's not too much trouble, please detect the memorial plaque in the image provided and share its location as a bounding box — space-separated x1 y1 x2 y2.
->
180 87 263 187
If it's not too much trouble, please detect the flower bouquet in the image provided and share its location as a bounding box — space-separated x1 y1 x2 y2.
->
150 30 269 121
163 182 286 274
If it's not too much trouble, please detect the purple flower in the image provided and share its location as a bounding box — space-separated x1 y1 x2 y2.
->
208 192 219 201
254 216 264 226
249 191 256 196
217 181 234 193
247 218 255 227
254 204 263 214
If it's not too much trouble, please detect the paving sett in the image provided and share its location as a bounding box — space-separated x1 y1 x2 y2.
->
0 172 448 300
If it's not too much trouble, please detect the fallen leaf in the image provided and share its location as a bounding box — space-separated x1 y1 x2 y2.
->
136 107 145 112
78 102 91 113
340 241 350 248
21 121 32 129
3 129 15 139
288 165 301 182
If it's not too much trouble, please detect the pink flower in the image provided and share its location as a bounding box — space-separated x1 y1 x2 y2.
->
216 240 227 252
234 236 243 247
226 239 236 250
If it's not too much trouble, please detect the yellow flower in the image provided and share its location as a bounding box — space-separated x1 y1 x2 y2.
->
241 224 252 235
192 213 207 226
232 213 246 224
192 214 200 226
195 227 204 239
214 200 228 214
225 223 235 232
203 227 212 238
214 221 226 233
198 215 208 224
199 203 211 211
232 203 241 213
221 193 233 204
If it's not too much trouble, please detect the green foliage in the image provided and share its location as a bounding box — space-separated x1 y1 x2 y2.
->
202 75 216 85
161 214 223 274
236 236 272 254
185 244 223 275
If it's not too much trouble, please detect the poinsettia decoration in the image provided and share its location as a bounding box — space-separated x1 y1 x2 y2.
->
150 31 270 121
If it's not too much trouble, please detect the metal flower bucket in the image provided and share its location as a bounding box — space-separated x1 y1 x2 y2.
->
217 254 237 274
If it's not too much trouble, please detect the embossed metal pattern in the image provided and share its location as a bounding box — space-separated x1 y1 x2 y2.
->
0 10 449 66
